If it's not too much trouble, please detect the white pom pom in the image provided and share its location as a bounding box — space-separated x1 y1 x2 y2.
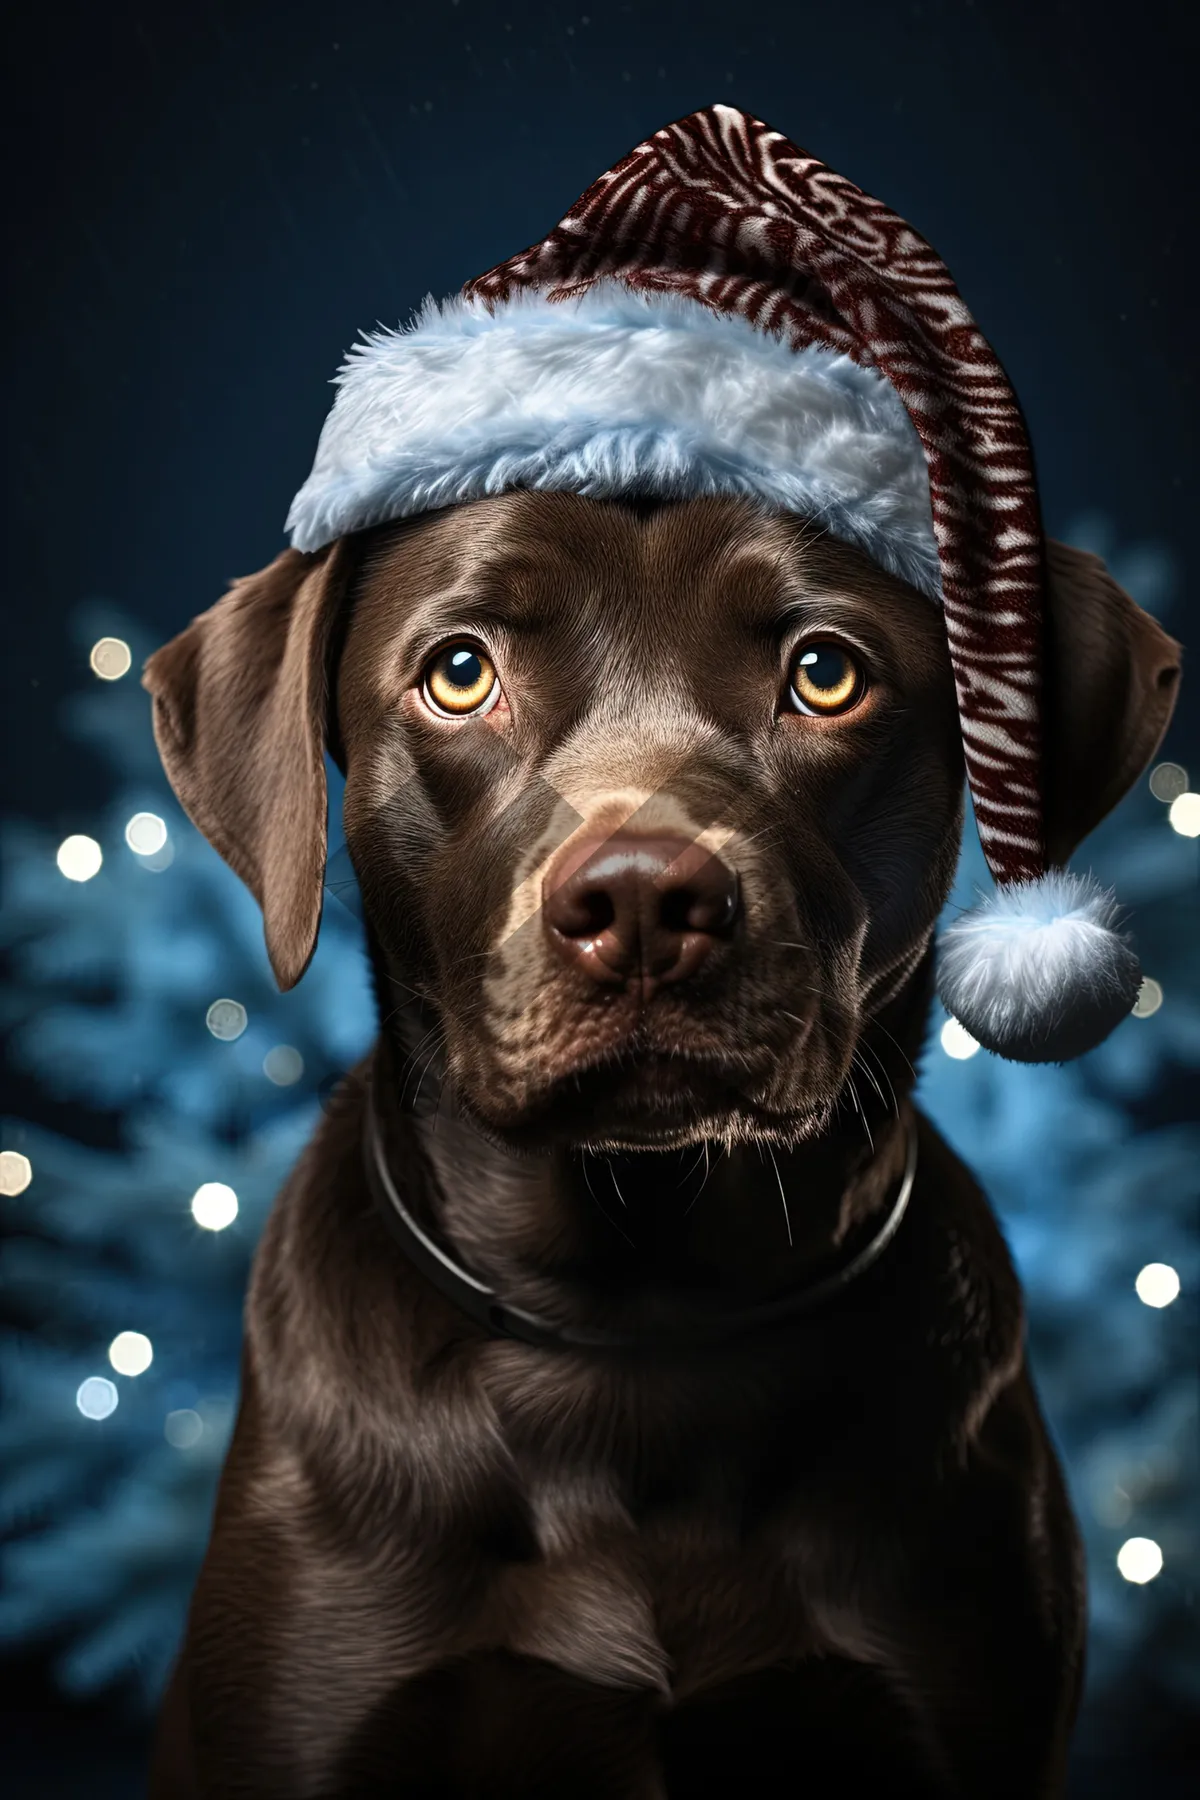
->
936 871 1142 1063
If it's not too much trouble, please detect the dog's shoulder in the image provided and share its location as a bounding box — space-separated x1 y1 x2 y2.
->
879 1109 1028 1436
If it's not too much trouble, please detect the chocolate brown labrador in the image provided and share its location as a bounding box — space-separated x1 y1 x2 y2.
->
143 493 1180 1799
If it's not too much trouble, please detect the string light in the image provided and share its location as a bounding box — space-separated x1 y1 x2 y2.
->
164 1409 204 1449
0 1150 33 1196
191 1182 238 1230
263 1045 304 1086
206 998 248 1041
124 812 168 856
1135 1263 1181 1309
76 1376 119 1420
108 1330 154 1376
940 1018 980 1060
56 835 103 882
1167 791 1200 837
1116 1537 1163 1584
1148 762 1188 803
89 637 132 681
1132 978 1163 1019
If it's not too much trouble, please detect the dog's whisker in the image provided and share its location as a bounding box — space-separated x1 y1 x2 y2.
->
400 1022 448 1111
375 1003 410 1036
411 1039 447 1114
729 823 781 853
419 1067 448 1125
847 1074 875 1157
580 1150 604 1216
385 973 432 1004
852 1047 890 1118
856 1036 901 1118
583 1160 635 1248
397 1012 443 1051
680 1140 713 1219
862 1015 918 1082
428 1062 453 1133
766 1144 794 1249
679 1143 708 1190
609 1164 628 1208
778 984 909 1122
397 1027 442 1103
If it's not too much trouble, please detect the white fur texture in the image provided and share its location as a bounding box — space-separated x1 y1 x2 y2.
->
286 281 940 597
936 871 1143 1063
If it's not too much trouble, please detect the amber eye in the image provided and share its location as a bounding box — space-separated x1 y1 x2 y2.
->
787 642 865 716
422 643 501 717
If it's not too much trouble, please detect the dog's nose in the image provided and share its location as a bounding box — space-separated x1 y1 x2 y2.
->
542 832 739 994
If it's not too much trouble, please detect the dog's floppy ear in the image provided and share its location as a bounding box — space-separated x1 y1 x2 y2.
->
1042 538 1182 866
142 542 355 991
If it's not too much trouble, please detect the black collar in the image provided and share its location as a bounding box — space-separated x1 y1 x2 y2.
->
363 1078 918 1353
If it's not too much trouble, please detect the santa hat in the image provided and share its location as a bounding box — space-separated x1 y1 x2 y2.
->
287 103 1142 1064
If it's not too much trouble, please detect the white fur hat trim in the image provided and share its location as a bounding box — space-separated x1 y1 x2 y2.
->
286 282 940 600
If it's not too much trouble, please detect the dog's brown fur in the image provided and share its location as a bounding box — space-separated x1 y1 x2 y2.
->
143 493 1180 1798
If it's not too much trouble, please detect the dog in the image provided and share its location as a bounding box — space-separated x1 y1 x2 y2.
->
143 490 1180 1798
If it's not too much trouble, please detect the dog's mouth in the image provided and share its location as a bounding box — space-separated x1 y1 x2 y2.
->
513 1053 749 1149
567 1047 744 1105
467 1019 815 1151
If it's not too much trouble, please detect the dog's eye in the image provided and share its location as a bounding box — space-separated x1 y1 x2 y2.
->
787 642 865 716
422 643 501 717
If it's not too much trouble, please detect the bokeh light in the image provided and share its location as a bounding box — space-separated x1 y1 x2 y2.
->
108 1330 154 1376
76 1377 119 1421
1135 1263 1181 1309
165 1409 204 1449
940 1017 980 1060
1117 1537 1163 1584
0 1150 33 1196
263 1044 304 1086
139 836 176 872
56 835 103 882
205 998 248 1041
1167 792 1200 837
1132 978 1164 1019
89 637 132 681
190 1182 238 1231
124 812 168 856
1148 761 1188 803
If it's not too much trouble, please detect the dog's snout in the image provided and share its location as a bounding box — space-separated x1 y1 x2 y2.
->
542 831 739 995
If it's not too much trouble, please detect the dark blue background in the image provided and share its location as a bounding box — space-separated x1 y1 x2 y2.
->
4 0 1197 1792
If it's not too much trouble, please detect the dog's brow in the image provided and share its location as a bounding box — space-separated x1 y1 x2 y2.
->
403 584 551 641
707 543 848 629
766 591 895 648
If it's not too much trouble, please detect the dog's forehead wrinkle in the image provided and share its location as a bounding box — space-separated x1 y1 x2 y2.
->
704 529 816 608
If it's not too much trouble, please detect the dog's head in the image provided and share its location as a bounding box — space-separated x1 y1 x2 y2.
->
144 493 1178 1153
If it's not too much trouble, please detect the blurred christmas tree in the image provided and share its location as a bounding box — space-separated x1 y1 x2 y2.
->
922 516 1200 1730
0 601 376 1699
1 528 1196 1749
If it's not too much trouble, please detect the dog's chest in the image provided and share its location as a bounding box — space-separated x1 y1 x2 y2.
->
486 1471 818 1701
643 1501 821 1699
